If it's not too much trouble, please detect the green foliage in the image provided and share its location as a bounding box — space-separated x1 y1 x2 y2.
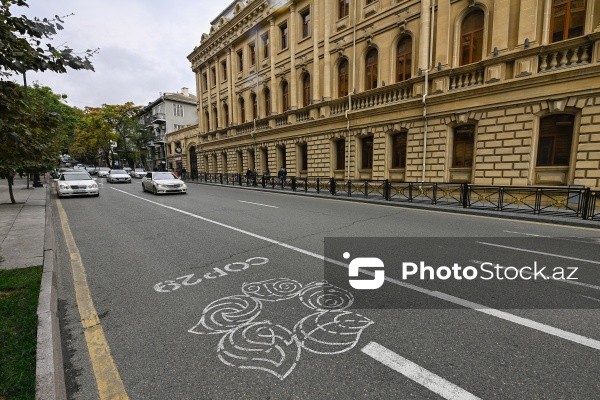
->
0 266 42 400
0 0 96 78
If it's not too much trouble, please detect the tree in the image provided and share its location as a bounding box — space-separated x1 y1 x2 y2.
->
71 107 120 168
101 103 142 168
0 0 96 203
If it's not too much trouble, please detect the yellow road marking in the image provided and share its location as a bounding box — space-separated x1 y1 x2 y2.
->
56 199 129 399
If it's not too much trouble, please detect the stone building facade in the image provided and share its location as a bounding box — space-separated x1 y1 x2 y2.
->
173 0 600 189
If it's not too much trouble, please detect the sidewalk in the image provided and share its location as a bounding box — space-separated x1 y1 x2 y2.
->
0 176 46 270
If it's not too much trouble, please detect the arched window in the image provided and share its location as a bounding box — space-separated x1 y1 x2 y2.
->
365 48 378 90
251 93 258 119
460 10 484 66
453 125 475 167
338 60 349 98
264 88 271 116
282 81 289 111
537 115 574 166
223 104 229 127
239 98 246 123
551 0 586 43
302 74 311 107
396 37 412 82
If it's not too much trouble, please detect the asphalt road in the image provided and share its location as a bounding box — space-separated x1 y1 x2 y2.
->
52 179 600 400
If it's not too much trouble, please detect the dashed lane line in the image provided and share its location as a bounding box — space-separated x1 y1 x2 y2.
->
56 199 128 399
477 242 600 265
362 342 481 400
238 200 279 208
113 187 600 352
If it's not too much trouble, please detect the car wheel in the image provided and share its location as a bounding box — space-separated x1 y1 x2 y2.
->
152 185 158 195
142 184 146 192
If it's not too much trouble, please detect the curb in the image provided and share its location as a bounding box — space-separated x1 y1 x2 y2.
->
35 185 66 400
188 181 600 230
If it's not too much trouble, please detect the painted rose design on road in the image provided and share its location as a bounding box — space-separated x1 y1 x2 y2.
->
189 279 374 380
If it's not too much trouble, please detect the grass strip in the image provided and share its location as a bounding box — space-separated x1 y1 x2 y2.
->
0 266 42 400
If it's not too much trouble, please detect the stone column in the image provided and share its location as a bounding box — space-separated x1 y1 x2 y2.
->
214 57 221 129
227 47 233 126
541 0 552 45
518 0 540 47
492 0 510 52
418 0 431 70
312 3 320 103
435 0 451 67
229 47 237 125
269 18 276 115
289 4 297 109
196 70 205 133
323 0 331 100
206 62 213 131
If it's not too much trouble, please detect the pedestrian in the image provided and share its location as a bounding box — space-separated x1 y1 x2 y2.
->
278 167 285 187
182 167 187 180
252 168 258 186
246 168 252 185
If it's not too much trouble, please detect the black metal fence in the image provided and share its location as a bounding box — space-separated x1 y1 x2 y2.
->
190 173 600 222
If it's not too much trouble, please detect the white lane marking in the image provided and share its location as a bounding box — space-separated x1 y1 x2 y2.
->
470 259 600 292
238 200 279 208
477 242 600 265
502 231 600 244
112 188 600 351
362 342 481 400
503 230 548 237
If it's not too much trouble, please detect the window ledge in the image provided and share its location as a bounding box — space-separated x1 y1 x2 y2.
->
298 35 312 45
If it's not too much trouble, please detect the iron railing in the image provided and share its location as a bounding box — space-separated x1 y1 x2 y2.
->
188 174 600 222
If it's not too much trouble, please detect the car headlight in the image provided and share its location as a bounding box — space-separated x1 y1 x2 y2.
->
59 184 70 189
88 184 98 189
157 184 166 188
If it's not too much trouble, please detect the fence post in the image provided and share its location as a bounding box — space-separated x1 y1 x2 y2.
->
330 178 336 195
384 179 389 200
291 177 297 192
462 182 469 208
409 183 413 202
271 177 275 189
534 188 542 214
261 176 266 188
581 188 590 220
219 173 223 184
304 178 308 192
347 180 351 197
432 183 437 205
317 178 320 193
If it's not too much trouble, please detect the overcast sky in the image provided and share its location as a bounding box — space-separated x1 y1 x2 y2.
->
17 0 225 109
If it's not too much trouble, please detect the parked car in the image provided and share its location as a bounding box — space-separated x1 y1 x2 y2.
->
130 168 146 178
142 172 187 194
55 171 99 197
97 167 111 177
106 169 132 183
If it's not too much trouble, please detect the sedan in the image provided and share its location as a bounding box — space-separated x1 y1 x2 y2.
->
142 172 187 194
97 167 111 177
55 172 99 197
106 169 132 183
130 168 146 178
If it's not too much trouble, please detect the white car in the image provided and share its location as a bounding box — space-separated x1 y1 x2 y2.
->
130 168 146 178
142 172 187 194
97 167 111 177
106 169 132 183
55 172 99 197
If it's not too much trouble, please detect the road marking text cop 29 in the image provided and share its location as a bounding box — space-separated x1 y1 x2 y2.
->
154 257 269 293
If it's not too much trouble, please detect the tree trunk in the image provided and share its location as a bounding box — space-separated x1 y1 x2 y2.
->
7 174 16 204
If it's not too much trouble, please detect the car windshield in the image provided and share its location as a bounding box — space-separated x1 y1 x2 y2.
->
135 169 145 172
154 173 177 180
110 170 127 174
61 173 91 181
99 168 109 171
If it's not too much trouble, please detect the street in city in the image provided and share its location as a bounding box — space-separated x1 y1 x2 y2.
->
53 180 600 399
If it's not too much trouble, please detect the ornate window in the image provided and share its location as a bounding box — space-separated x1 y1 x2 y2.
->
460 10 484 66
251 93 258 119
223 104 229 127
336 139 345 170
249 43 256 66
537 115 574 166
365 49 378 90
239 98 246 123
396 37 412 82
361 136 373 169
551 0 586 43
237 50 243 72
282 81 289 111
221 61 227 81
264 88 271 116
262 34 270 59
453 125 475 168
392 132 407 168
338 0 349 19
301 9 311 39
302 74 311 107
338 60 349 97
280 22 288 50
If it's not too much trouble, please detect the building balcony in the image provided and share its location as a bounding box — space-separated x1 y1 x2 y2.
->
152 113 166 124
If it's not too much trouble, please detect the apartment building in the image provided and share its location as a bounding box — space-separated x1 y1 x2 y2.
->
176 0 600 189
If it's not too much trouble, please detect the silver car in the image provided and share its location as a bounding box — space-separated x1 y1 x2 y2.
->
106 169 132 183
142 172 187 194
55 172 99 197
97 167 111 177
130 168 146 178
